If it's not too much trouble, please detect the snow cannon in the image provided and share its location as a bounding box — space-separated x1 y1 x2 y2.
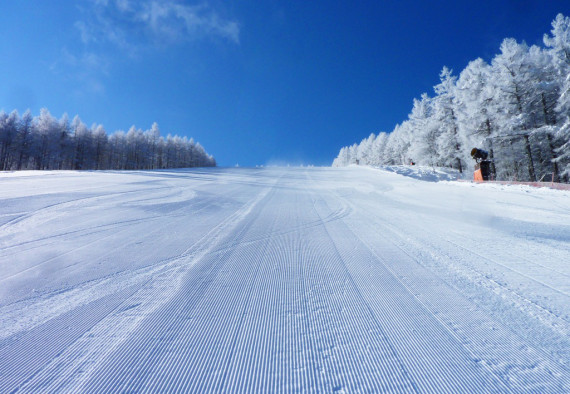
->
471 148 488 162
471 148 491 182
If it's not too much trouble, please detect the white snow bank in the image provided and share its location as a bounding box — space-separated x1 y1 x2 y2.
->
363 164 464 182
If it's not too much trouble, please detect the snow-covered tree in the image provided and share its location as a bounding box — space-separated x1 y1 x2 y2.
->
370 132 389 165
0 109 215 171
0 110 19 170
544 13 570 73
489 39 540 180
455 58 498 176
407 94 439 167
332 146 349 167
332 13 570 183
14 110 33 170
545 13 570 180
356 133 376 165
433 67 465 172
554 74 570 179
92 124 107 169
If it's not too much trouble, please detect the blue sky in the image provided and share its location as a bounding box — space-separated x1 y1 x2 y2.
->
1 1 570 166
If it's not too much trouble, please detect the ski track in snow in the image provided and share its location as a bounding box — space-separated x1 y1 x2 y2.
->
0 167 569 393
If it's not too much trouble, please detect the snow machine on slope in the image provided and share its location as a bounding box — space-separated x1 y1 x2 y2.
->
471 148 492 181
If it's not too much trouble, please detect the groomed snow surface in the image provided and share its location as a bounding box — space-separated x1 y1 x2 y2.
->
1 166 569 393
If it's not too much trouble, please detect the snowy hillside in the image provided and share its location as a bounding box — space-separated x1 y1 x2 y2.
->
1 167 569 392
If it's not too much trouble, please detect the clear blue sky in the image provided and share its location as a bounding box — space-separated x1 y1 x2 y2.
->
1 1 569 166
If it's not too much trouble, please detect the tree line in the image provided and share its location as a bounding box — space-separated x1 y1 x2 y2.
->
0 108 216 171
333 13 570 183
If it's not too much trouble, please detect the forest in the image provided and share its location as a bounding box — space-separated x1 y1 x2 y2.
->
0 108 215 171
333 14 570 183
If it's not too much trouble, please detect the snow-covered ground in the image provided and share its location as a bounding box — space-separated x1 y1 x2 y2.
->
373 164 463 182
1 166 569 392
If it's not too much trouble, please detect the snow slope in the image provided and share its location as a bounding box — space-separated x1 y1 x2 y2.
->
0 167 569 392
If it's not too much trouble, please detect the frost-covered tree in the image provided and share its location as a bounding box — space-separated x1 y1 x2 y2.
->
407 94 440 167
55 114 73 170
333 13 570 183
0 110 19 170
92 124 107 169
455 58 498 176
356 133 376 165
0 109 215 171
524 47 562 180
71 116 93 170
383 128 403 165
489 39 539 180
545 13 570 180
544 13 570 73
370 132 389 165
15 110 33 170
332 146 348 167
146 122 161 169
347 144 358 165
32 109 59 170
433 67 465 172
554 74 570 179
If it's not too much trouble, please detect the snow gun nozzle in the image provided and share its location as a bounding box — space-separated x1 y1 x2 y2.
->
471 148 488 163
